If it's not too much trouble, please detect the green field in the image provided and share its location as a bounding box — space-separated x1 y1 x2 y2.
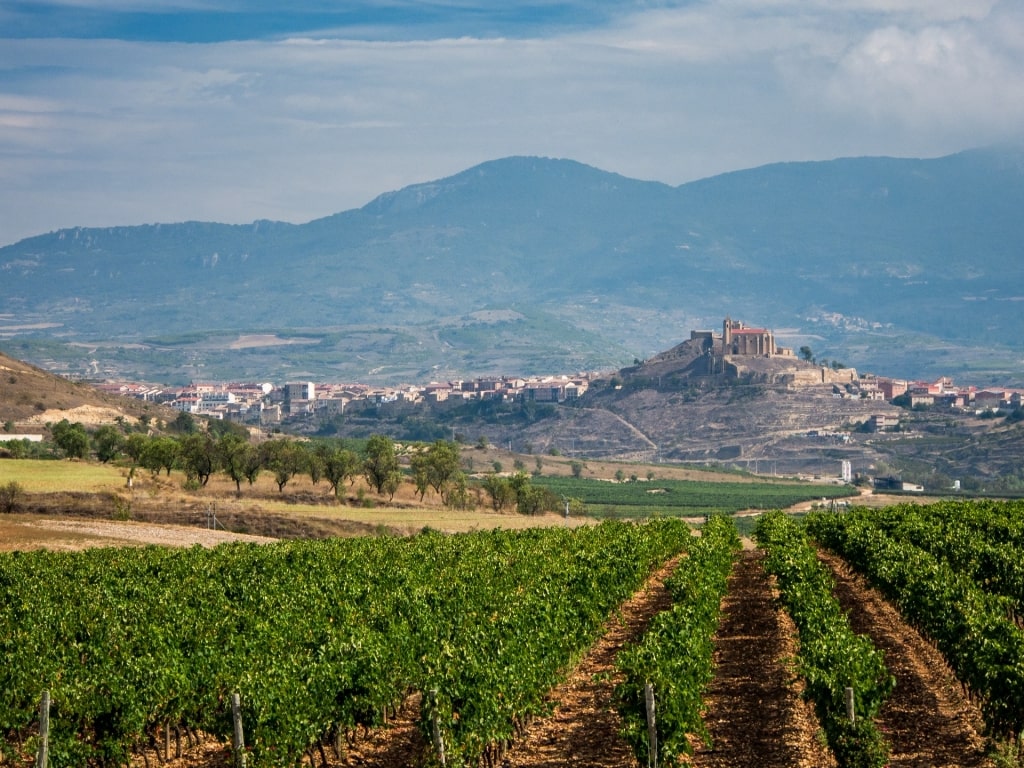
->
0 459 128 493
533 475 859 516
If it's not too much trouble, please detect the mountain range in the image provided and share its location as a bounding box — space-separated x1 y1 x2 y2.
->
2 147 1023 386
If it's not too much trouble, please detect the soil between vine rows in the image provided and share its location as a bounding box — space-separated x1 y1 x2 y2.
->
819 550 994 768
686 548 835 768
158 547 995 767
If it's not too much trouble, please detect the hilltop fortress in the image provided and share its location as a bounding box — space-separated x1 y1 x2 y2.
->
640 316 857 386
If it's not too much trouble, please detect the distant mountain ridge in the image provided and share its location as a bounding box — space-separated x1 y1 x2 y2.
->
2 148 1023 385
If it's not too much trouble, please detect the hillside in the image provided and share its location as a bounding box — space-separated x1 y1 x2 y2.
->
1 148 1023 384
326 345 1024 486
0 350 169 428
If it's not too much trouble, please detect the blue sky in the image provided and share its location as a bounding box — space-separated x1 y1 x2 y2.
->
1 0 1022 245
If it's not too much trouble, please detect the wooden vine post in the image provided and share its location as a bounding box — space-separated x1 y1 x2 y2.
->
645 682 658 768
429 689 446 767
231 692 247 768
844 686 856 724
35 691 50 768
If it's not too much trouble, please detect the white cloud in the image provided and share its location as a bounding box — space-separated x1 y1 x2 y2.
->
824 5 1024 135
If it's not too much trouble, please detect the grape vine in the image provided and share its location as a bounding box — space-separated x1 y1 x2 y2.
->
0 520 690 767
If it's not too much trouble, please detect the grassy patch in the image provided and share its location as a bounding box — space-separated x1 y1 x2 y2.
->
0 459 127 493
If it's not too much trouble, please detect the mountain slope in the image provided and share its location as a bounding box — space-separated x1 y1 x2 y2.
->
2 148 1023 384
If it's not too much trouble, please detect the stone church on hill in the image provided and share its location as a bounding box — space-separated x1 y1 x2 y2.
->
689 316 795 359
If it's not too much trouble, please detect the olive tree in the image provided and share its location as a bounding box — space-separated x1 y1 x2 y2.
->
51 419 89 459
363 434 402 495
410 440 462 501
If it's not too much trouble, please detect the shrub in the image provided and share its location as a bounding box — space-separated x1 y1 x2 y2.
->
0 481 24 513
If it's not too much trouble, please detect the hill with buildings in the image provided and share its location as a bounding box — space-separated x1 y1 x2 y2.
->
2 324 1023 492
1 147 1023 385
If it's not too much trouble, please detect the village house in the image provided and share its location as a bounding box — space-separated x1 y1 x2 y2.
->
868 414 900 432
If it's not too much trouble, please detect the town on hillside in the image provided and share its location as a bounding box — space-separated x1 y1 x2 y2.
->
89 317 1023 430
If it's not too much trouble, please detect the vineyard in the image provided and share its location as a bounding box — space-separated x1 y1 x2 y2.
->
533 475 857 515
8 501 1024 767
807 500 1024 742
0 520 691 767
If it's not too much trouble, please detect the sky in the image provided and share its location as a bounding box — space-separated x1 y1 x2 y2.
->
1 0 1023 246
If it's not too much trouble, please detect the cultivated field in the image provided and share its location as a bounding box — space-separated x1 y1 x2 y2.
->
2 453 1001 768
0 449 859 551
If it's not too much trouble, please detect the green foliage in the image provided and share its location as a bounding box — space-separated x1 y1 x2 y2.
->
362 434 401 496
123 433 149 464
392 416 449 442
442 472 474 510
0 438 55 460
615 516 739 765
532 475 857 516
217 434 258 494
91 425 124 464
0 481 23 513
480 475 516 512
515 483 560 516
409 440 462 502
110 492 132 521
140 436 179 476
316 443 361 499
756 511 893 768
178 433 218 487
259 439 307 492
50 419 89 460
206 418 249 439
0 521 688 767
807 500 1024 739
170 411 197 434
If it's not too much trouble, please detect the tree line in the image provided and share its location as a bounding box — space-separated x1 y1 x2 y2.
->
4 415 566 514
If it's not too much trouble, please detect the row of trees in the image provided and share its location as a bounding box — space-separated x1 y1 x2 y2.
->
131 432 466 502
39 419 566 512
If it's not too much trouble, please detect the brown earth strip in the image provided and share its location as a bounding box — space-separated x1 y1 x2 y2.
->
498 557 683 768
819 550 995 768
689 548 836 768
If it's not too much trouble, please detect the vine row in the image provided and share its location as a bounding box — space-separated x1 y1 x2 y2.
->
0 520 691 767
614 515 740 767
806 504 1024 739
756 511 894 768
